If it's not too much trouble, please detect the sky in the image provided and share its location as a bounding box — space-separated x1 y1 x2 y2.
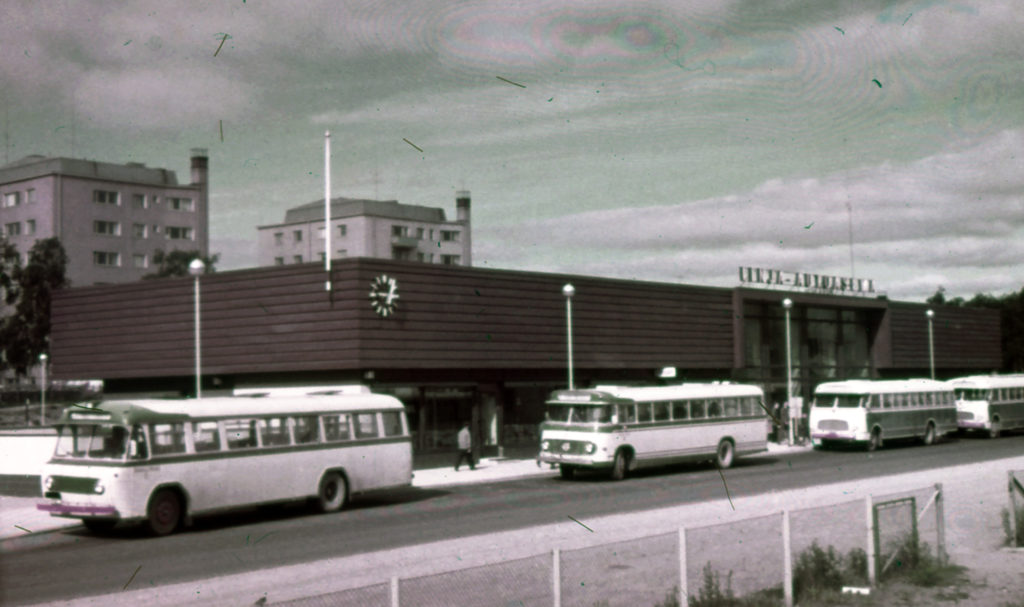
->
2 0 1022 302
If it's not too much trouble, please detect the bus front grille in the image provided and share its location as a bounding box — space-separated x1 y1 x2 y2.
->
817 420 849 431
957 411 975 421
50 476 100 494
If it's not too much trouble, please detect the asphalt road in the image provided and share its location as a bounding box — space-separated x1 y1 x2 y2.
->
2 434 1023 606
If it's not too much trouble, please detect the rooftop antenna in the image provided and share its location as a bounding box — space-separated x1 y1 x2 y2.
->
324 131 332 292
70 89 76 158
4 104 9 165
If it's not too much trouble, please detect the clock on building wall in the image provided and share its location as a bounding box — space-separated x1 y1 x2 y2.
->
369 274 400 317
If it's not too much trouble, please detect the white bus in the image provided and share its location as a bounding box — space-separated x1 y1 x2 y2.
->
37 389 412 535
809 379 957 451
537 383 769 480
949 374 1024 438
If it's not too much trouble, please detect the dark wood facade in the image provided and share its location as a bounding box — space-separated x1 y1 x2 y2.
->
48 259 1002 451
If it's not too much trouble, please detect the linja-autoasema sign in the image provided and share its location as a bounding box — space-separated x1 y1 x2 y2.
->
738 266 876 296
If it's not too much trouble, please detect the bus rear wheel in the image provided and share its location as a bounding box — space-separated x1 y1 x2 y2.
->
315 472 348 513
715 439 735 469
146 488 183 536
610 451 628 481
922 422 937 446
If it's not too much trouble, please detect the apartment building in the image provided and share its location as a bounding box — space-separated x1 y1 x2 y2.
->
0 149 209 285
257 191 472 267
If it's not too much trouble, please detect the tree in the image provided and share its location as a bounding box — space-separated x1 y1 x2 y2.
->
143 249 219 279
0 238 69 377
0 236 20 305
926 285 1024 372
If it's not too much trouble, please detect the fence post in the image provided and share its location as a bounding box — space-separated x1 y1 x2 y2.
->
934 483 946 564
553 548 561 607
679 527 688 607
391 576 399 607
1010 472 1020 548
866 495 876 586
782 510 793 607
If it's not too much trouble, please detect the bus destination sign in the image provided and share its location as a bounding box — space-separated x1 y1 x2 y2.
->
739 266 877 296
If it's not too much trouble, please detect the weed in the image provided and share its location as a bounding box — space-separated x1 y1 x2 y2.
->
1001 503 1024 547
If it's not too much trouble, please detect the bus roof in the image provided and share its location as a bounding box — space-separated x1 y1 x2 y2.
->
814 379 952 395
548 383 763 404
56 394 406 426
947 374 1024 390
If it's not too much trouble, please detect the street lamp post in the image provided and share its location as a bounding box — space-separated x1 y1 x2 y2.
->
783 298 794 445
39 353 48 426
926 309 935 380
563 284 575 390
189 259 206 399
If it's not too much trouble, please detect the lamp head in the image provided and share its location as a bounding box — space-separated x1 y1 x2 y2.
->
562 283 575 298
926 309 934 318
188 258 206 276
783 298 793 309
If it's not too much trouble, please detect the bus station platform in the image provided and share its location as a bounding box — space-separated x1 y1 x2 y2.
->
0 442 811 542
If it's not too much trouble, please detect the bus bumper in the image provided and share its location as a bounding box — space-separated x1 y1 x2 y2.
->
810 430 869 442
537 453 610 468
37 502 119 519
957 420 988 430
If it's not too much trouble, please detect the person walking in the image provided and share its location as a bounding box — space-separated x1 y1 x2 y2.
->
454 422 475 471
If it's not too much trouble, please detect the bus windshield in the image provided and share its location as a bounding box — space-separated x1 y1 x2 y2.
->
545 404 614 424
954 388 990 401
814 394 865 408
54 424 131 460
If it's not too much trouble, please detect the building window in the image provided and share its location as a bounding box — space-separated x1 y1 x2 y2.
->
274 232 283 246
392 225 408 237
416 227 424 239
152 224 161 235
3 192 19 207
337 249 347 258
93 251 121 266
4 222 20 236
26 189 36 204
317 227 325 240
93 220 121 236
319 252 326 262
132 254 148 268
131 223 147 239
392 249 411 261
93 190 120 205
25 220 35 235
441 230 460 242
274 257 284 266
132 194 148 209
441 254 460 265
416 252 434 263
166 226 193 240
338 225 347 237
168 197 194 211
292 255 303 263
293 230 302 242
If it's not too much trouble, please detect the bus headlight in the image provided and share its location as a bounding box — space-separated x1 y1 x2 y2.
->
44 476 54 491
541 441 550 451
94 481 105 495
584 443 596 454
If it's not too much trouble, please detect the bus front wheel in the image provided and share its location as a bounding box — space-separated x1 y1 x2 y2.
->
715 439 735 469
315 472 348 513
146 489 183 536
989 420 1001 439
559 465 576 480
867 429 882 452
82 518 117 534
610 451 628 481
922 422 937 446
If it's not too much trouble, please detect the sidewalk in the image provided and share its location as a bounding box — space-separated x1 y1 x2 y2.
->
0 442 812 542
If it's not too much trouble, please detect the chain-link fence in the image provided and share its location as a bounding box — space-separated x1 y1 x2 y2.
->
268 485 945 607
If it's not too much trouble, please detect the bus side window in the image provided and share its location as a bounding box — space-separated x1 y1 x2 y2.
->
653 402 669 422
260 417 290 447
323 414 351 442
672 401 688 421
619 405 636 423
381 411 404 437
708 400 721 418
224 419 258 450
129 425 149 460
149 423 186 455
355 413 378 439
636 403 652 423
724 398 739 417
292 416 320 444
193 421 221 452
691 400 706 418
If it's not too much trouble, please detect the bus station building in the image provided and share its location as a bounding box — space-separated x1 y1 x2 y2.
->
48 259 1001 455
